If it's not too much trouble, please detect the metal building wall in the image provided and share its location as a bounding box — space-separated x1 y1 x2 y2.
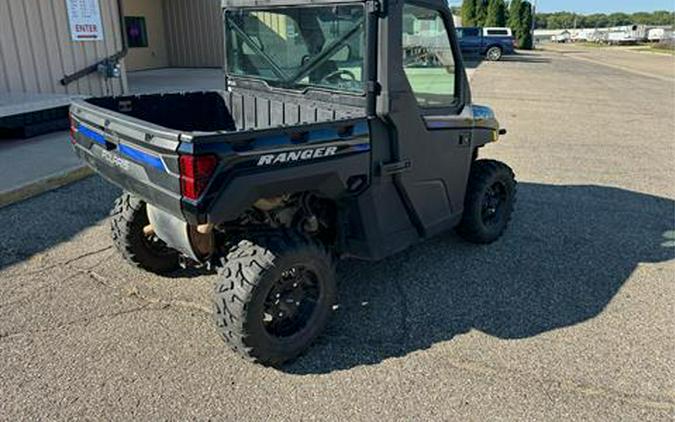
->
163 0 223 68
123 0 170 71
0 0 126 96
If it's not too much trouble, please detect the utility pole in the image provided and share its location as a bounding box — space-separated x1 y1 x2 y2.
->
531 0 538 31
531 0 537 48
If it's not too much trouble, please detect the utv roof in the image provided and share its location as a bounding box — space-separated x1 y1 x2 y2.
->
222 0 366 6
222 0 450 8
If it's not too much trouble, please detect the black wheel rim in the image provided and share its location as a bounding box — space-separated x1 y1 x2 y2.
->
481 182 507 227
263 266 321 338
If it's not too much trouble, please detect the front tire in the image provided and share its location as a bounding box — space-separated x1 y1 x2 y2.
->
486 46 503 61
110 192 180 275
213 233 337 366
457 160 516 244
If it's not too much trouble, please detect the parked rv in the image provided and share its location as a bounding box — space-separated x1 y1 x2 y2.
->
607 30 638 45
606 25 648 45
648 28 673 42
588 29 609 43
552 30 572 43
571 29 596 43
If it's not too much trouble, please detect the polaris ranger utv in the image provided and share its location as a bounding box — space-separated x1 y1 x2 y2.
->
69 0 516 365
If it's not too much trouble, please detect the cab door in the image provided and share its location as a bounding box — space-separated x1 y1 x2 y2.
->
385 1 474 237
457 27 482 57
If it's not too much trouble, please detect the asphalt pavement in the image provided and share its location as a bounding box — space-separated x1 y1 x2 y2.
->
542 42 675 82
1 49 673 420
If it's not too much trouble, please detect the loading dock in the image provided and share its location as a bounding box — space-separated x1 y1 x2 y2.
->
0 0 224 99
0 0 225 138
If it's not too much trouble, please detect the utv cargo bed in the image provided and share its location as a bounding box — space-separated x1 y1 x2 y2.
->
70 89 368 223
83 90 363 134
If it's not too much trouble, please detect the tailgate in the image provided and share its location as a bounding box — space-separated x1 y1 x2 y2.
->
69 99 185 219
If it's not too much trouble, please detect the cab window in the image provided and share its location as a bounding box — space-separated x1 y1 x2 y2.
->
402 4 457 108
486 29 509 36
457 27 480 38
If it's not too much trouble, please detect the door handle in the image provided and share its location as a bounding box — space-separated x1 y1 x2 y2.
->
379 160 413 176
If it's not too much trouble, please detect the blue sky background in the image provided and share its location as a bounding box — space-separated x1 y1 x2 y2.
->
535 0 674 14
448 0 675 14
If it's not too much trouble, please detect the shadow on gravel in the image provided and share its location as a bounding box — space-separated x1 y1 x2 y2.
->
2 178 673 374
461 52 550 68
463 58 483 70
501 54 551 64
286 183 675 374
0 176 120 270
0 176 213 278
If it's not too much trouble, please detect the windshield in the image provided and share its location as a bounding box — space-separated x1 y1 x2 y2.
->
225 5 365 93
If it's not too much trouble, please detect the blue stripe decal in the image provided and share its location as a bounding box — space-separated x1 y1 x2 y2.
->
118 144 165 171
426 120 453 129
77 124 106 145
353 143 371 152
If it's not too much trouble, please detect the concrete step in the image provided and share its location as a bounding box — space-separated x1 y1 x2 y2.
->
0 93 85 140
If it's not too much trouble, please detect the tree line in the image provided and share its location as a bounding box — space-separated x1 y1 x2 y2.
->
535 11 675 30
455 2 674 49
458 0 534 49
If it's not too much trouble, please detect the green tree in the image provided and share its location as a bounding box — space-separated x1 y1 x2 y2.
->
607 12 631 26
585 13 609 28
485 0 508 27
476 0 488 26
547 12 572 29
508 0 522 30
632 12 652 25
461 0 478 26
535 12 549 29
652 10 675 25
517 1 533 49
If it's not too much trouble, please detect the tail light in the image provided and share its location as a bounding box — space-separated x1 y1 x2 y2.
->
179 154 218 201
69 114 78 144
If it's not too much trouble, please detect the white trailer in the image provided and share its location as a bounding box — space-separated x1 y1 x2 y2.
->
607 30 637 45
607 25 648 43
647 28 673 42
552 30 572 43
571 29 596 42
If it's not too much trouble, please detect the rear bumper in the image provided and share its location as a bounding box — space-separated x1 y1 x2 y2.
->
72 139 185 221
69 100 189 221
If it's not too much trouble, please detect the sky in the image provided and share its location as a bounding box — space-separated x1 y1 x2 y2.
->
534 0 674 14
448 0 675 14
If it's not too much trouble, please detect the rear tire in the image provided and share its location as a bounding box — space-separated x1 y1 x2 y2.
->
110 192 180 275
486 46 503 61
213 233 336 366
457 160 516 244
